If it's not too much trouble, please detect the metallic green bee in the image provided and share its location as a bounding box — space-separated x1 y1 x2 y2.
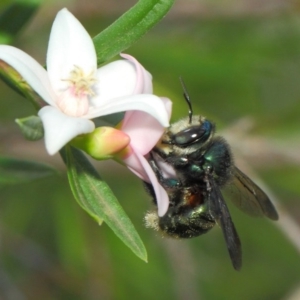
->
144 79 278 270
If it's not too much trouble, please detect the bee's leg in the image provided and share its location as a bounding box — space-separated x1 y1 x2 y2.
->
148 152 181 188
153 148 189 168
152 147 190 168
143 181 157 205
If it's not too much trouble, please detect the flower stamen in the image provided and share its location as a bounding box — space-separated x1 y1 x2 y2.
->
63 65 97 97
57 66 97 117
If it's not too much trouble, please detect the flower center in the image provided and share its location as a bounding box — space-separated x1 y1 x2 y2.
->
65 65 97 97
57 66 97 117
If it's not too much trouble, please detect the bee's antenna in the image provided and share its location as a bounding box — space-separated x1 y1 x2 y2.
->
179 76 193 124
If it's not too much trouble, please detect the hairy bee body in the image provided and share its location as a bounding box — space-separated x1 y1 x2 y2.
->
144 114 278 270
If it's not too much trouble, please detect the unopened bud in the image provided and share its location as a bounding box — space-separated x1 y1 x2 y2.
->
71 127 130 160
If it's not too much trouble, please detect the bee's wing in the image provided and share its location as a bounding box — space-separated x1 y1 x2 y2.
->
208 175 242 271
224 167 278 220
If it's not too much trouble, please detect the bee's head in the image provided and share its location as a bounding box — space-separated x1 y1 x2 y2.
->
155 78 215 156
156 114 215 158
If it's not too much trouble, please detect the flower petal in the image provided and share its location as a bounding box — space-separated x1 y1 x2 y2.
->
120 53 153 94
0 45 57 105
122 97 172 155
47 8 97 93
121 110 164 155
38 106 95 155
124 151 169 216
91 59 139 107
86 94 170 127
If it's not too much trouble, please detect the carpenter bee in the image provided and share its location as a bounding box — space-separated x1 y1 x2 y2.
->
144 78 278 270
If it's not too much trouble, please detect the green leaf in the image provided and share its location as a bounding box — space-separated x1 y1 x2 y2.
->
93 0 175 65
0 156 57 185
15 115 44 141
0 2 39 44
62 146 147 262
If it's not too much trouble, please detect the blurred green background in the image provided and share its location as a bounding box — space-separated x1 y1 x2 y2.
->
1 0 300 299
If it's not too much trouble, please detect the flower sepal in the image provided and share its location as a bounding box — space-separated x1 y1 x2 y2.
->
15 115 44 141
71 127 131 160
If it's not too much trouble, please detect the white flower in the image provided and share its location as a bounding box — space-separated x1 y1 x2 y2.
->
0 8 169 154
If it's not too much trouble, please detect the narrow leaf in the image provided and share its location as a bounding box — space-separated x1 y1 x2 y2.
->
0 156 57 185
93 0 175 65
0 2 39 44
62 146 147 262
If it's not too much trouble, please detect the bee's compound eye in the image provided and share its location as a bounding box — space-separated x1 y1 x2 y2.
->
173 120 212 146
